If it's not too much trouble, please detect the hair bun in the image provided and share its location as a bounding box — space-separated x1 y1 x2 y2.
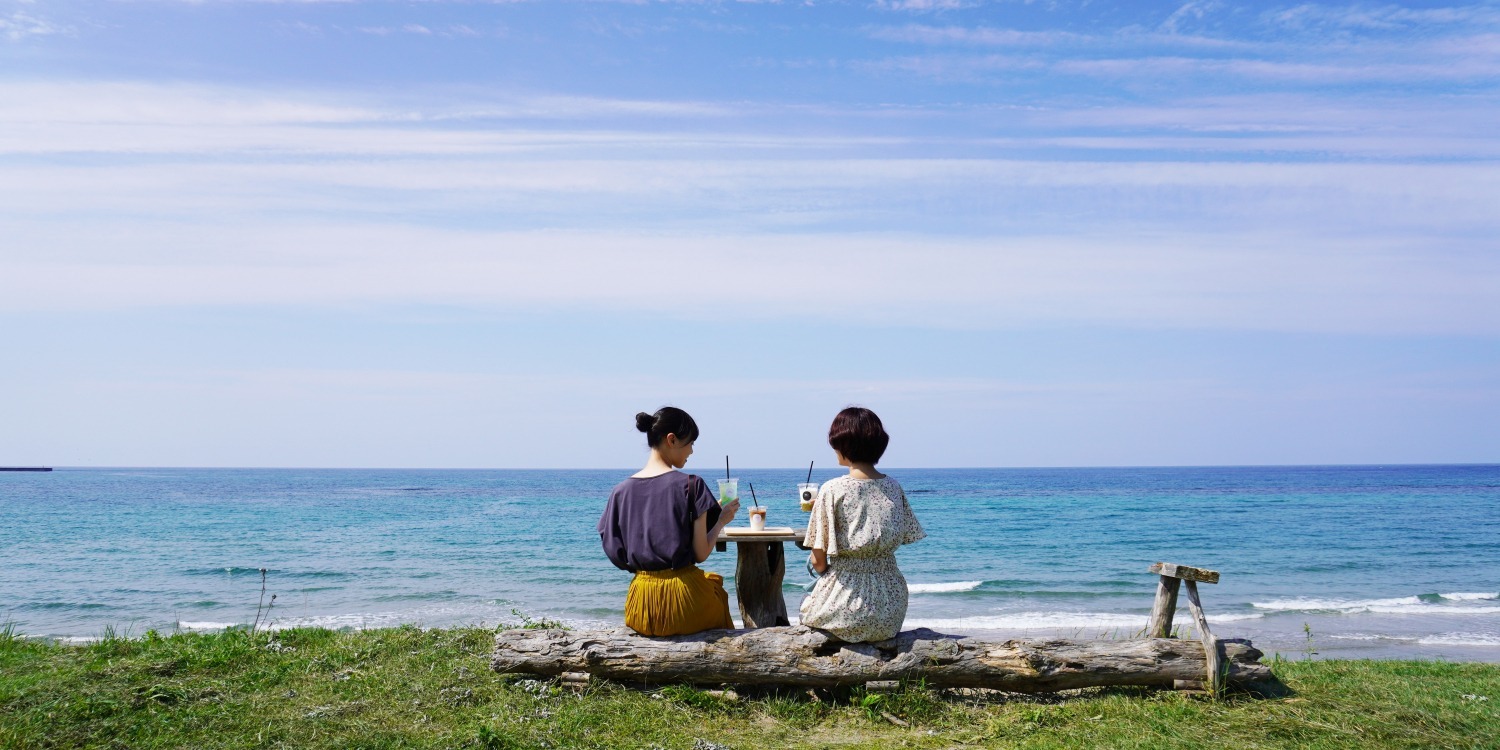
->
635 411 656 433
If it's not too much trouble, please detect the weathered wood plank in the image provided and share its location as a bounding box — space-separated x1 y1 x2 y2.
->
1148 576 1182 638
1183 580 1225 697
1148 562 1220 584
492 626 1277 693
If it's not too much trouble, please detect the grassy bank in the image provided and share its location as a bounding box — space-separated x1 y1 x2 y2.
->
2 625 1496 749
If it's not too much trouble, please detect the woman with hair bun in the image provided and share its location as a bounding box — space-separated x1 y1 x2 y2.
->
799 406 925 642
597 406 740 636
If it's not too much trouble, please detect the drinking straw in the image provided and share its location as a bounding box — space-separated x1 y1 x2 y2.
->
725 456 731 481
806 461 814 484
748 482 759 508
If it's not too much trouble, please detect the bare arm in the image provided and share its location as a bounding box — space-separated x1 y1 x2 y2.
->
693 499 740 563
810 547 828 574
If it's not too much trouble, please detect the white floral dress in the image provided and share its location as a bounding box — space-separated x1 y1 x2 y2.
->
799 475 926 642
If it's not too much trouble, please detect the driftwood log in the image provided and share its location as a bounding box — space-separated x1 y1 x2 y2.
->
734 542 789 628
492 626 1278 694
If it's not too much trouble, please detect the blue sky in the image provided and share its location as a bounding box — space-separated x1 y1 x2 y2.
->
2 1 1497 468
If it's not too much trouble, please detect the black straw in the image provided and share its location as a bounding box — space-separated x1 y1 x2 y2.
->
806 461 814 484
725 456 731 481
748 482 759 508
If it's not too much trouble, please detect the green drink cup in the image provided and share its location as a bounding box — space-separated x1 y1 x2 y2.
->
717 478 739 506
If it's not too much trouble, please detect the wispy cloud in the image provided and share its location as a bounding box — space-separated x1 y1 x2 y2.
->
860 5 1500 89
1266 3 1500 31
1 9 70 40
5 79 1497 163
865 24 1087 46
871 0 978 11
1160 0 1224 34
853 51 1046 80
0 81 735 134
1054 51 1500 83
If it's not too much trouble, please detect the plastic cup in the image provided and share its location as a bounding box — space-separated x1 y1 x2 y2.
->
718 478 739 506
749 506 767 531
798 482 818 512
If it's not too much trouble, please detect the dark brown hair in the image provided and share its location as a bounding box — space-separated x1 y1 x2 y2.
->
828 406 889 464
635 406 699 448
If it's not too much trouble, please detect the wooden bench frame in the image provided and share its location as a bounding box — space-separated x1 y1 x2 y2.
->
1148 562 1225 696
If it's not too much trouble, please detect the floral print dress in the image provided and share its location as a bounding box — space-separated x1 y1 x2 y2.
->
799 475 926 642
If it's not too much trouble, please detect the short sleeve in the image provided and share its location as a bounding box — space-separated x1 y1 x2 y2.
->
688 475 721 530
597 491 633 572
804 482 841 556
898 488 926 546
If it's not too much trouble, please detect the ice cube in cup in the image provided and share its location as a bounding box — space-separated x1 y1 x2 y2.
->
798 482 818 512
748 506 767 531
718 478 739 506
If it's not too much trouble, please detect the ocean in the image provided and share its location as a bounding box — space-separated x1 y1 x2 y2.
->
3 465 1497 661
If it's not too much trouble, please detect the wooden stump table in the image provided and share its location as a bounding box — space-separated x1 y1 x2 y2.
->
715 528 807 629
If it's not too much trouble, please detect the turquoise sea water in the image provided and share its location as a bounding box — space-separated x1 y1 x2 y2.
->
3 466 1498 661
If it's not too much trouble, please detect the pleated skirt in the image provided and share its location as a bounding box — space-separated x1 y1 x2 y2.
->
624 566 734 636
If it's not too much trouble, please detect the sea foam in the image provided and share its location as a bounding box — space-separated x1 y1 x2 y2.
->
177 621 240 631
1251 596 1500 615
908 581 984 594
1416 632 1500 647
905 612 1147 631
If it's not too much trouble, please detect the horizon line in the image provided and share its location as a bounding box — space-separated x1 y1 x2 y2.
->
20 462 1499 472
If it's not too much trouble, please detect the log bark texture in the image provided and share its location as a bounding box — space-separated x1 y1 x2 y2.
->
734 541 789 628
492 626 1277 693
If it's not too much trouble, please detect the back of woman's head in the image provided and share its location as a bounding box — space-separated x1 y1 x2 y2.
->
635 407 700 448
828 406 889 464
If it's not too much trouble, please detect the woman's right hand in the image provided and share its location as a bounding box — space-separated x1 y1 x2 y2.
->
720 498 740 522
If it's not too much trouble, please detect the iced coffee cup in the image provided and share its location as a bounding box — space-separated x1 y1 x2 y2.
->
748 506 767 531
798 483 818 512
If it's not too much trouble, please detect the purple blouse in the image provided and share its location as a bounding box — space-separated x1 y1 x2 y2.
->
598 472 721 573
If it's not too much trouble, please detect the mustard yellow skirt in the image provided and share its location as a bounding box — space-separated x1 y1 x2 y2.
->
625 566 734 636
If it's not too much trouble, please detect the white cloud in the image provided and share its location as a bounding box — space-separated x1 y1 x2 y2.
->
1 223 1497 336
1 9 70 40
1053 51 1500 83
872 0 977 11
1268 3 1500 31
1161 0 1223 34
0 81 737 138
2 80 1497 336
866 24 1086 46
854 51 1046 80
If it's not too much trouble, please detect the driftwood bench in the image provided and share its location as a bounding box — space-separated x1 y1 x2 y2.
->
490 626 1275 693
492 562 1279 696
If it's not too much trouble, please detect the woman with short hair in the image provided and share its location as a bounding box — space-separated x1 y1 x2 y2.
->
799 406 926 642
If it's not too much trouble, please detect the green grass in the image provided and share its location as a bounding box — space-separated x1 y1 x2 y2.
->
2 626 1496 749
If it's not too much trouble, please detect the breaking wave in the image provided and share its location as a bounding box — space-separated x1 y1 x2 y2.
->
908 581 984 594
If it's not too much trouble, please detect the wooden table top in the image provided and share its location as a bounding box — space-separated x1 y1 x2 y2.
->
716 527 805 543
